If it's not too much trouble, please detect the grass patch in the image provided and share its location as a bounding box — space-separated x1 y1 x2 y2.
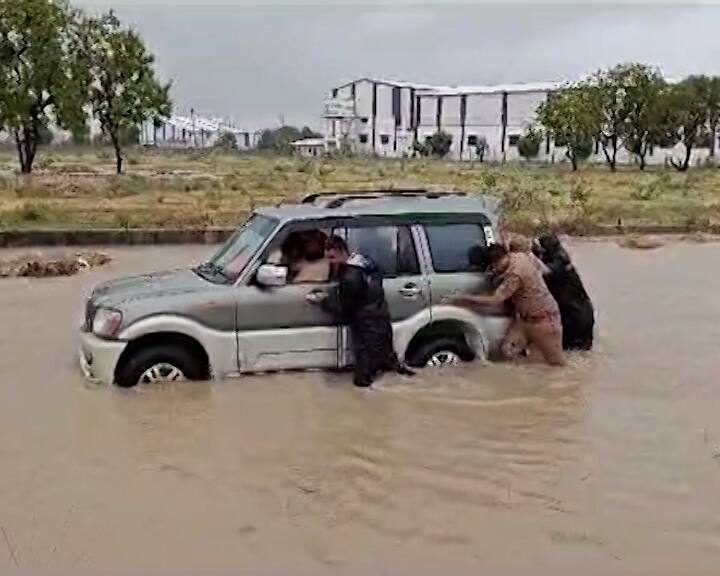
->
0 148 719 230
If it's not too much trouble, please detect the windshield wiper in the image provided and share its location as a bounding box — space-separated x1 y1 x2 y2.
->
194 262 232 283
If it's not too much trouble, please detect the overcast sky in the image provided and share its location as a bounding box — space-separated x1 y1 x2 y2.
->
72 2 720 130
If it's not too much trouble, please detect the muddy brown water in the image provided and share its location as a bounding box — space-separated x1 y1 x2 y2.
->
0 241 719 575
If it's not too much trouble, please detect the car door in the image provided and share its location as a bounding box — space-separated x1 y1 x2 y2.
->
421 221 502 311
341 223 430 364
234 223 342 373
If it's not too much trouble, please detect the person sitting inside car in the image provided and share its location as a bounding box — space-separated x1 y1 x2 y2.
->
291 230 331 284
266 230 330 284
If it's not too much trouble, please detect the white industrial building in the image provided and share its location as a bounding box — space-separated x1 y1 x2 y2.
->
322 77 715 166
323 77 557 161
140 114 253 150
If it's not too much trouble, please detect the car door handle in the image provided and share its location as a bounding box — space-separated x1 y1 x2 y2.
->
399 284 421 298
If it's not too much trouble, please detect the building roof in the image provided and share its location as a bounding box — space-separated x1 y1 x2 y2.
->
333 77 565 96
418 81 565 97
162 115 248 135
334 77 440 91
291 138 326 147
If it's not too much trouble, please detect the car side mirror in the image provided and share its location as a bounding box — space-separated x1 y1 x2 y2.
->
257 264 288 287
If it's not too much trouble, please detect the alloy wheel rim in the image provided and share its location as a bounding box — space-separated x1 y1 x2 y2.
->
139 363 186 385
427 351 461 368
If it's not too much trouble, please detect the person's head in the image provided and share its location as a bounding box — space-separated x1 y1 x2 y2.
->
487 243 511 274
538 233 562 252
467 245 490 271
506 233 531 254
303 230 327 261
325 235 349 265
281 232 305 264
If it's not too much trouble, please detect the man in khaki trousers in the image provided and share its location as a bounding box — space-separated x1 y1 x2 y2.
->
451 244 565 367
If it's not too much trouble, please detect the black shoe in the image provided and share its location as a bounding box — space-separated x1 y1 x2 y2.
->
353 376 374 388
397 364 415 377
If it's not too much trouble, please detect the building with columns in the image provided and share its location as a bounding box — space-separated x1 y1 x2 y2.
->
323 77 715 166
324 77 560 161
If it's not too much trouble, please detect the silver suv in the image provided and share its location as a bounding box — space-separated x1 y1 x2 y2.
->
79 190 510 387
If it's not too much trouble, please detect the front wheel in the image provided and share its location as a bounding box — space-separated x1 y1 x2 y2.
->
115 344 203 388
406 337 473 369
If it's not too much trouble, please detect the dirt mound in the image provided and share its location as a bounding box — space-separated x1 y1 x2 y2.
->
617 235 665 250
683 232 719 244
0 251 112 278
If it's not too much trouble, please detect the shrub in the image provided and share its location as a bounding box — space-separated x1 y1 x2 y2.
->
214 132 238 151
426 131 453 158
517 127 543 160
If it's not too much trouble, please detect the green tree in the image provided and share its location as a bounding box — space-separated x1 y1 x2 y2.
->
658 78 710 172
427 131 453 158
0 0 85 173
71 122 91 146
38 125 54 146
517 126 543 160
74 11 171 174
214 131 238 151
690 75 720 158
593 68 622 171
300 126 322 139
593 63 663 171
618 66 666 171
537 85 600 171
258 125 320 154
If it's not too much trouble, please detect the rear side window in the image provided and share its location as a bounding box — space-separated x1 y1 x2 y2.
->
425 224 487 273
346 226 420 278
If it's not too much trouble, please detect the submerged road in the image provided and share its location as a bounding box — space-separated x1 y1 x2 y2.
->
0 241 719 574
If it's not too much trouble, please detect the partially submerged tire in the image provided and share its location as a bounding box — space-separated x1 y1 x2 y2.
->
406 337 473 369
115 344 203 388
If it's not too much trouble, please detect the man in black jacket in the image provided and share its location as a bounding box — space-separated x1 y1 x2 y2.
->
308 235 414 387
533 234 595 351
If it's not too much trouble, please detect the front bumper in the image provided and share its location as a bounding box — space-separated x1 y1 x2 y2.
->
78 331 127 385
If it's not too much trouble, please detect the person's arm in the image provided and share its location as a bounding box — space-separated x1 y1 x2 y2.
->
451 293 504 308
451 273 520 311
313 268 363 318
319 285 342 316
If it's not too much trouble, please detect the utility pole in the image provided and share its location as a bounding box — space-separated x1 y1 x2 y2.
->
191 107 197 148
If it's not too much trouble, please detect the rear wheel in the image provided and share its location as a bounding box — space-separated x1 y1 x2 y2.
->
406 337 473 369
115 344 203 388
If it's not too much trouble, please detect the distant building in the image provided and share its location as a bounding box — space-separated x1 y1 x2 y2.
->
323 76 716 166
323 77 558 161
291 137 327 158
140 114 253 150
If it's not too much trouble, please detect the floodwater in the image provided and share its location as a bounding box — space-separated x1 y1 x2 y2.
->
0 241 719 575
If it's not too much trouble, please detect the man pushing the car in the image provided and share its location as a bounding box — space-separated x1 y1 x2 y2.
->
306 235 414 388
451 243 566 367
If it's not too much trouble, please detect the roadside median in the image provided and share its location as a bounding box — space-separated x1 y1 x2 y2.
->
0 227 236 248
2 224 719 249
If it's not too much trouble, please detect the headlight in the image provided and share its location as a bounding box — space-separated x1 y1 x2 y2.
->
92 308 123 338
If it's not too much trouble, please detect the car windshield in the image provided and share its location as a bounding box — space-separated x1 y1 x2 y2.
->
197 214 278 283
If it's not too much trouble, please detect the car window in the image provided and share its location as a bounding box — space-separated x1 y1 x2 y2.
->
346 225 420 278
262 226 337 284
205 214 277 282
425 223 487 273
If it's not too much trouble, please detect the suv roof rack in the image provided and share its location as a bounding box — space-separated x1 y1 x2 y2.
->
301 189 468 208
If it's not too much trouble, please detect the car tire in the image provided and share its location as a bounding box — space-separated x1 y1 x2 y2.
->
406 336 473 369
115 344 204 388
